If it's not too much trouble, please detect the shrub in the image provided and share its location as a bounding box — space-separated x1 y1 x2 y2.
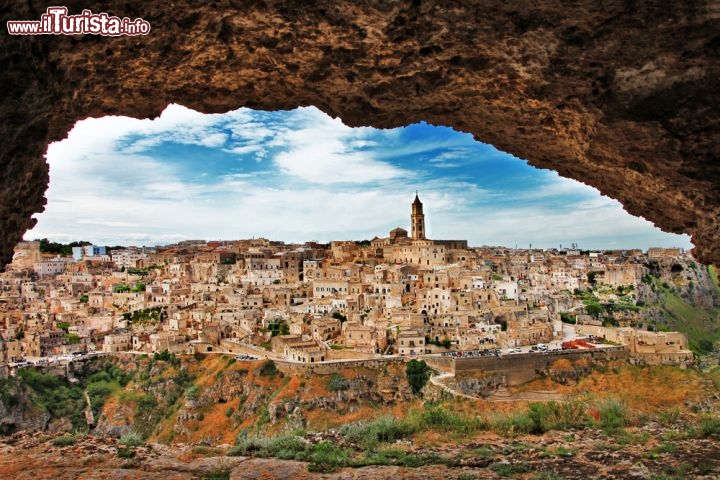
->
490 410 535 436
416 406 480 434
524 401 589 434
534 472 566 480
226 445 245 457
190 446 215 456
598 399 628 431
51 434 76 446
327 373 350 391
153 349 177 365
698 338 715 353
185 385 200 401
119 430 144 447
698 415 720 438
258 359 279 377
224 406 235 417
263 435 309 460
231 434 309 460
490 462 531 477
86 381 115 408
601 316 619 327
117 446 136 458
307 441 351 473
230 436 264 456
658 407 680 425
356 448 443 468
202 467 231 480
340 416 416 450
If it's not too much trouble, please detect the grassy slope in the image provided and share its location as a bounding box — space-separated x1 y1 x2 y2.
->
659 287 720 353
709 265 720 295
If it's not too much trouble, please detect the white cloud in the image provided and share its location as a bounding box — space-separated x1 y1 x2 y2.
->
516 174 600 200
26 104 693 251
272 108 407 184
229 145 263 155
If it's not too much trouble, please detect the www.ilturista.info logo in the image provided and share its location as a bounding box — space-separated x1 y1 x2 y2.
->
7 6 150 36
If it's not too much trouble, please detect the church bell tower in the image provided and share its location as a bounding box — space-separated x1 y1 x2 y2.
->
411 193 425 240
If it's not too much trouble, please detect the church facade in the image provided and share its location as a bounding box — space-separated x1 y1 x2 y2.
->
371 194 468 267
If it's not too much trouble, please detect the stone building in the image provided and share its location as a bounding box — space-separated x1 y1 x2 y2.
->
397 329 426 355
103 333 131 353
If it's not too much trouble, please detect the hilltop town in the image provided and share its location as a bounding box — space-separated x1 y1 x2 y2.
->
1 195 711 377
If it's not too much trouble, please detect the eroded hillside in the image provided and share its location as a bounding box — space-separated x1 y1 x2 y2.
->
1 353 720 478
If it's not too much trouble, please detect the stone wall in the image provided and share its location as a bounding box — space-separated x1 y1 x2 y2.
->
326 348 380 361
630 351 695 368
421 354 454 373
452 347 629 386
274 358 398 376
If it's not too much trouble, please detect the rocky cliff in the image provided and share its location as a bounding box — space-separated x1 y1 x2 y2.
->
2 352 720 478
56 354 416 445
0 377 49 434
1 1 719 268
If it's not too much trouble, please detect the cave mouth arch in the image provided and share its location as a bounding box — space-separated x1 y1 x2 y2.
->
27 105 692 252
1 1 718 267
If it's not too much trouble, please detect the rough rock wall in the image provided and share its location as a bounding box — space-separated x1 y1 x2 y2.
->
0 377 50 434
1 0 719 266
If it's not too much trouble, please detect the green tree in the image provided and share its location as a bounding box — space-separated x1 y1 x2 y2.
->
698 338 715 353
585 303 603 317
36 238 91 256
331 311 347 322
65 333 81 344
268 319 289 337
406 360 431 395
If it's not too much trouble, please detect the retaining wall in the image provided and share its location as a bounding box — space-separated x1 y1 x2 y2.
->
274 358 398 376
452 346 629 385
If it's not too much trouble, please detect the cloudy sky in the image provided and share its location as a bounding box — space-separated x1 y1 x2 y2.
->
27 104 692 250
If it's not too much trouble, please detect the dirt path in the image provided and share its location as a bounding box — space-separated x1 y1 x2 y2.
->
485 387 568 402
83 390 94 426
429 372 479 400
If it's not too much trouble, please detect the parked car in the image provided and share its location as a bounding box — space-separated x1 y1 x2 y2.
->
235 354 258 361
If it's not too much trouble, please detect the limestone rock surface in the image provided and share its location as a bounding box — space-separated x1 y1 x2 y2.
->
1 1 718 266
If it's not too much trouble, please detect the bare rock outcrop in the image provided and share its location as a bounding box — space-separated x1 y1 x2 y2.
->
1 1 719 268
